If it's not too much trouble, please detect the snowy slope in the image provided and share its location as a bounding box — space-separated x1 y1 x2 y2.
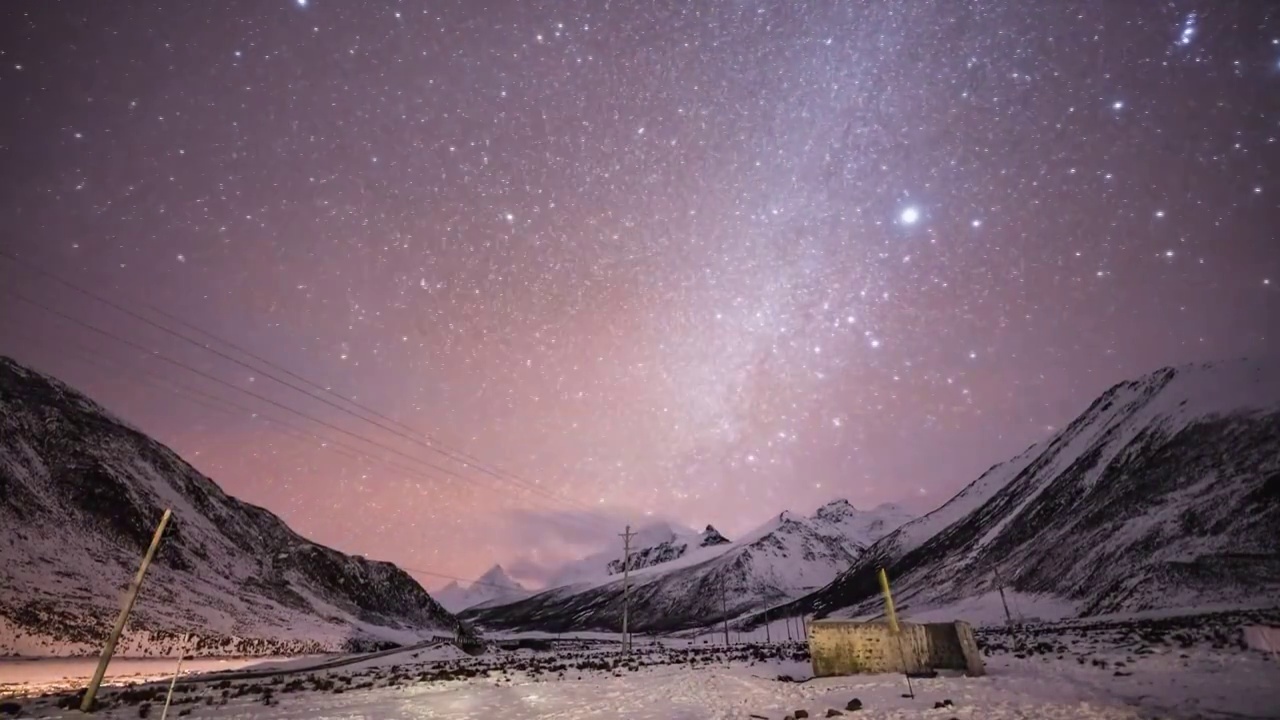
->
539 521 722 588
9 608 1280 719
0 356 472 657
462 499 913 633
748 358 1280 626
433 565 531 612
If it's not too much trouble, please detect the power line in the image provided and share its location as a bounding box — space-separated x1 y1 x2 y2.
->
4 289 614 537
1 322 560 598
2 319 418 472
138 282 532 488
0 249 605 520
0 324 570 602
398 565 528 591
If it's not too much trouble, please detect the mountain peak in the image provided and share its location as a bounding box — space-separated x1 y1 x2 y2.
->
476 564 522 590
434 563 529 612
699 525 730 547
814 499 856 520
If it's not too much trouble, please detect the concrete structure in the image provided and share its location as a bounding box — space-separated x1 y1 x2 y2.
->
807 619 985 678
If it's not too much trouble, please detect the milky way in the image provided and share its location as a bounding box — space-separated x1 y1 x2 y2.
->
1 1 1277 587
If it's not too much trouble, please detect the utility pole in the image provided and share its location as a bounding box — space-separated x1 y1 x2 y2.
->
764 609 771 644
83 508 172 712
619 525 635 654
993 567 1014 629
159 633 191 720
721 582 730 647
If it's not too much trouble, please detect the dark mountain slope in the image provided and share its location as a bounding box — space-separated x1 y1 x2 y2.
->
0 356 471 657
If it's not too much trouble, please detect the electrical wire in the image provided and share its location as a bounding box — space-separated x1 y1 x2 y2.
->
3 288 616 538
0 249 607 520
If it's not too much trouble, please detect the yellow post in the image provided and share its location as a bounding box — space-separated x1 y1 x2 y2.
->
877 567 899 634
879 567 915 696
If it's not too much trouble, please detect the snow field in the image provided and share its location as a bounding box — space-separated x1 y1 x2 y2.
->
6 611 1279 720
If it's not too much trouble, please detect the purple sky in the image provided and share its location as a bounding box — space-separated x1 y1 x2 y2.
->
1 1 1276 589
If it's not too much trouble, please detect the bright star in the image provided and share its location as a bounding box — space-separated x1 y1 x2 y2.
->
900 207 920 225
296 0 307 6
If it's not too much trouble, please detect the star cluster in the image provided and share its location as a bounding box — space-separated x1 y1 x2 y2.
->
1 1 1276 585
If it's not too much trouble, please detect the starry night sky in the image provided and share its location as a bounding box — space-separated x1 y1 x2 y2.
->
1 1 1277 588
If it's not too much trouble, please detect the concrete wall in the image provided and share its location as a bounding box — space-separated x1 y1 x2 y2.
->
807 620 985 678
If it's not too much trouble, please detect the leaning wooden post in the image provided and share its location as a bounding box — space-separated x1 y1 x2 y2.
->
159 633 190 720
876 567 899 633
81 508 172 712
878 566 914 698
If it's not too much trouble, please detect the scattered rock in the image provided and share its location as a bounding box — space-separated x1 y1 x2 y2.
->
0 702 21 717
795 711 809 719
138 703 152 718
932 699 954 709
826 710 843 717
845 698 863 711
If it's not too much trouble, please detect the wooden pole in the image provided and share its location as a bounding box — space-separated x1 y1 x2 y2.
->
876 567 899 633
764 609 770 644
82 508 172 712
721 582 730 646
619 525 634 654
993 567 1015 628
159 634 190 720
877 566 913 699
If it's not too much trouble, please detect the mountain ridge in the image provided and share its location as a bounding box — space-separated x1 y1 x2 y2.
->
461 498 914 632
434 564 530 612
0 355 473 657
740 357 1280 629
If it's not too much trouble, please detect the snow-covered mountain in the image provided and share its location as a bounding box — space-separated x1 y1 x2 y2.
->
462 500 913 633
606 524 731 575
536 521 718 588
0 356 472 657
433 565 531 612
747 358 1280 627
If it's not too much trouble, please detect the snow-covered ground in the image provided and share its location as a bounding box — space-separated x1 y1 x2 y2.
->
0 656 283 697
4 610 1277 719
